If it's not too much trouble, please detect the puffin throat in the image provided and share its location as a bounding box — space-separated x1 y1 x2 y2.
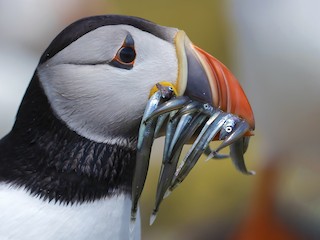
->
0 74 137 204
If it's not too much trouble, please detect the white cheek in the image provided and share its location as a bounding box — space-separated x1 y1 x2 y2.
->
38 64 144 144
37 25 178 143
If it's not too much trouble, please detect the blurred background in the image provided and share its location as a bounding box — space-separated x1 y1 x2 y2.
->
1 0 320 239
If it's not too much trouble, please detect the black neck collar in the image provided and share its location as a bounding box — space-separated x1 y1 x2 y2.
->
0 74 137 204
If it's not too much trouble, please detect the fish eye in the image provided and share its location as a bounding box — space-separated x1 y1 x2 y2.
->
225 126 233 133
204 103 209 109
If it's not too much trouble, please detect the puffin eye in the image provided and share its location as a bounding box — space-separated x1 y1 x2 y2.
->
110 34 136 70
117 47 136 64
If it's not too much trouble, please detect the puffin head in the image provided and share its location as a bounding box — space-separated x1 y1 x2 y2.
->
35 15 254 147
0 15 256 223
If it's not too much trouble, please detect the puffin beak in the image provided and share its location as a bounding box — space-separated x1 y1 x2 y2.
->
132 31 256 224
174 31 255 132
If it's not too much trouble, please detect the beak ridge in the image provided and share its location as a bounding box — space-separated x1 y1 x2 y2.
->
175 31 255 131
194 46 255 130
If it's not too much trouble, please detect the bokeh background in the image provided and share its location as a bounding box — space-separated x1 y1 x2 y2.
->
1 1 320 239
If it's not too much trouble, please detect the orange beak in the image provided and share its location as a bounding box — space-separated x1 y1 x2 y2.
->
175 31 255 134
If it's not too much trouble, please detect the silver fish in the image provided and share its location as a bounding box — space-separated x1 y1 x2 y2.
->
153 112 170 138
169 112 231 192
144 96 190 123
132 94 254 225
131 85 175 223
215 120 250 153
230 137 255 175
151 113 207 224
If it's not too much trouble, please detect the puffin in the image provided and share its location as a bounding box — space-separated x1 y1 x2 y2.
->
0 15 254 240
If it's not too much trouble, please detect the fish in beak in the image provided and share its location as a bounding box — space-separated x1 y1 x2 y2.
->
131 30 255 226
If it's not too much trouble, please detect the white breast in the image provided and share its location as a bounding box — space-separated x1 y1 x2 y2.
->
0 184 140 240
